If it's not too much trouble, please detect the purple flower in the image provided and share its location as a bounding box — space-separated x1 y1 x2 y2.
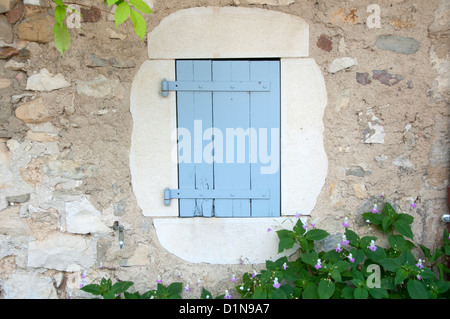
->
315 259 322 270
335 243 342 253
282 262 288 270
310 223 316 228
369 240 377 252
197 278 202 287
342 217 350 228
371 204 379 214
410 198 417 208
347 253 355 263
417 274 422 280
273 278 281 289
341 235 349 246
231 275 236 282
251 270 258 278
302 224 308 230
267 226 272 232
156 275 162 284
185 284 191 292
295 213 301 218
224 290 232 299
177 271 182 278
415 259 424 269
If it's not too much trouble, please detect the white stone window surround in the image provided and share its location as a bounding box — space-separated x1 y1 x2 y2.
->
130 7 328 264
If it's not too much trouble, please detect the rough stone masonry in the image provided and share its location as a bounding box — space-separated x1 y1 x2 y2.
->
0 0 449 298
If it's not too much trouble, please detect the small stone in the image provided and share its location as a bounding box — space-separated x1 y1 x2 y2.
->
0 0 17 13
5 59 28 71
317 34 332 52
353 184 368 199
0 46 19 59
26 68 71 92
80 6 101 22
5 2 23 24
356 72 371 85
2 272 58 299
0 14 13 43
0 78 11 88
15 98 51 124
328 57 358 73
17 13 54 43
6 193 31 204
372 70 403 86
375 35 420 55
23 0 50 6
363 122 386 144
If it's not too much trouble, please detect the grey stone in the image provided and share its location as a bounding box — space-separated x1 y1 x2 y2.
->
65 197 111 236
375 35 420 55
346 167 371 177
363 122 386 144
2 272 57 299
328 57 358 73
27 233 96 271
372 70 404 86
0 15 14 44
6 193 30 203
26 68 71 92
356 196 387 226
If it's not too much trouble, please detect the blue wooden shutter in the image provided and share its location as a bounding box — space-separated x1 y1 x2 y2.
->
175 60 280 217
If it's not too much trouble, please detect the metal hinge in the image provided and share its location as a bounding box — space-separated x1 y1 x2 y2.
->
161 79 271 96
164 188 270 206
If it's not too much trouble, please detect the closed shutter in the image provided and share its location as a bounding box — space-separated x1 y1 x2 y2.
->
173 59 280 217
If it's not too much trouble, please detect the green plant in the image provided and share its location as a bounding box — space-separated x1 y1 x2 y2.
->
235 200 450 299
80 278 184 299
52 0 153 56
79 199 450 300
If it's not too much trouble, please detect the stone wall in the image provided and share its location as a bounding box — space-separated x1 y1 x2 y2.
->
0 0 448 298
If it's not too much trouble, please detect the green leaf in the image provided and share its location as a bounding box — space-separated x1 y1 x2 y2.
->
102 290 116 299
354 287 368 299
168 282 182 296
115 2 130 28
106 0 118 8
379 257 402 272
80 284 102 296
268 288 287 299
407 280 429 299
201 288 213 299
345 229 360 247
110 281 134 294
393 220 414 240
383 202 397 218
52 23 71 57
363 212 383 225
419 244 431 259
278 236 295 253
318 279 335 299
397 213 414 224
341 286 354 299
302 283 318 299
388 234 407 251
253 287 267 299
300 251 319 267
129 0 153 13
394 268 409 285
293 219 306 236
368 287 388 299
305 229 329 241
381 215 393 232
100 278 112 293
330 269 342 282
129 9 146 41
430 248 443 263
54 5 66 25
365 246 386 263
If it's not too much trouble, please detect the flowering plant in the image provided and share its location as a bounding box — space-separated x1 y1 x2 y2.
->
235 199 449 299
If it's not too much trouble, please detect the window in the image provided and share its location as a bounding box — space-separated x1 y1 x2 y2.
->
174 59 281 217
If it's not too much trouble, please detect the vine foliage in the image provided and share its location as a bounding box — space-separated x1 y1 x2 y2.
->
52 0 153 56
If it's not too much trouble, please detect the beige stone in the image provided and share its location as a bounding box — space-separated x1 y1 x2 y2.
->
148 6 309 59
0 0 17 13
353 184 368 199
15 98 52 124
17 13 54 43
0 78 12 89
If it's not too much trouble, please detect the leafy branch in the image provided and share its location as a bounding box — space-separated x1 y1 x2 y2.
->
52 0 153 56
